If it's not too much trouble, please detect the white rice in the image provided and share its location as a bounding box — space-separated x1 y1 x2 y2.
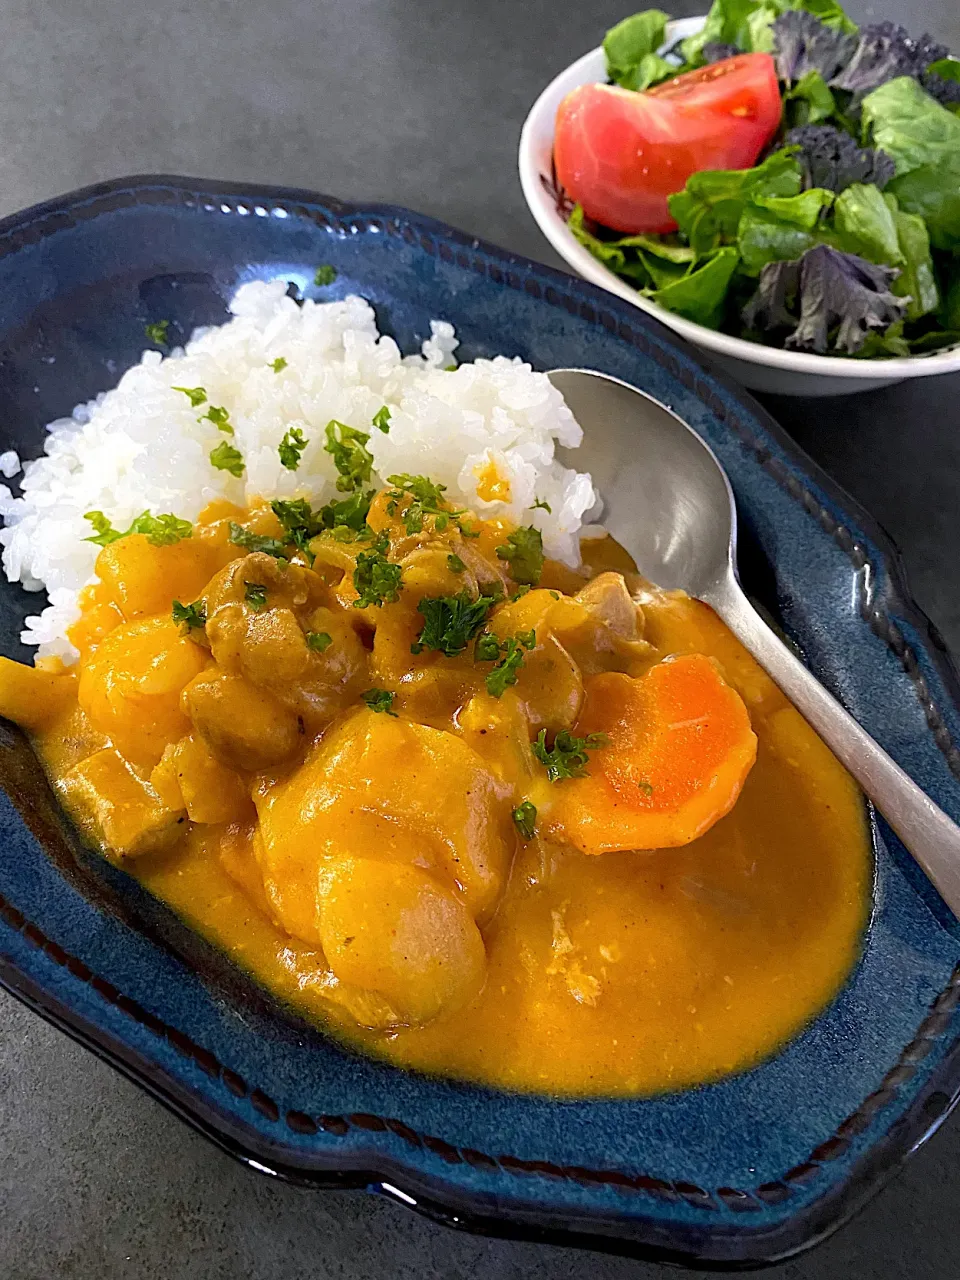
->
0 279 599 664
0 451 20 479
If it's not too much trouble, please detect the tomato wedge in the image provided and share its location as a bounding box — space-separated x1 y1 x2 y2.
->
554 53 782 234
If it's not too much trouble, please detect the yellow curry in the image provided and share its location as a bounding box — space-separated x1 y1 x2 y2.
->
0 482 870 1096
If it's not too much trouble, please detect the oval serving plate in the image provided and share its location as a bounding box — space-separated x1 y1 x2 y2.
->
1 177 959 1269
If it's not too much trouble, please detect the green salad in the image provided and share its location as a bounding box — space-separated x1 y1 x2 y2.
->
564 0 960 357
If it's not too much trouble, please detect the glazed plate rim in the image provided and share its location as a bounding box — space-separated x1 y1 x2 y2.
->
0 174 959 1269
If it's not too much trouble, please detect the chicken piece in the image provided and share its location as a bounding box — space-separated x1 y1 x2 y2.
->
182 670 303 772
78 615 207 768
575 572 643 640
548 572 652 677
60 747 184 860
253 708 512 1023
550 655 758 854
485 591 584 734
204 552 367 731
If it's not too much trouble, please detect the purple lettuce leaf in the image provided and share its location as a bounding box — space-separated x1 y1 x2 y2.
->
702 42 740 65
743 244 908 355
921 69 960 108
785 125 895 193
832 21 949 99
773 12 858 85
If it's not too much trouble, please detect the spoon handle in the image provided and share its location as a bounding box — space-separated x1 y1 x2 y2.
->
710 575 960 918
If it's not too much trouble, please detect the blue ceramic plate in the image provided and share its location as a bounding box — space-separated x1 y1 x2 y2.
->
1 177 959 1269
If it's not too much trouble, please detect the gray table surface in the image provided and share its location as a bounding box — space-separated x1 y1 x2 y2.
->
2 1 959 1276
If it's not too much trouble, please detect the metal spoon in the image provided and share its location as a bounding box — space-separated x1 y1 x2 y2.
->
549 366 960 917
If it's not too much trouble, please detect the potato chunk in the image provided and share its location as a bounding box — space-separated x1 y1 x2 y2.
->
95 533 221 620
317 857 486 1024
78 615 207 768
0 656 76 731
253 709 513 1024
150 734 252 824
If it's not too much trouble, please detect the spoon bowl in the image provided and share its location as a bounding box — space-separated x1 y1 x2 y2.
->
550 368 736 598
550 366 960 919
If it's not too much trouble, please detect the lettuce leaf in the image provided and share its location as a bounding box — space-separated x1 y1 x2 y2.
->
648 248 741 326
862 76 960 174
603 11 674 90
668 151 803 252
680 0 761 64
783 70 837 126
833 182 902 264
863 78 960 250
738 187 834 273
738 208 822 273
886 165 960 252
888 200 939 319
683 0 855 64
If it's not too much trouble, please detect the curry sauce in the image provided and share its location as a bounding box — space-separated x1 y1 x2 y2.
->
0 487 871 1096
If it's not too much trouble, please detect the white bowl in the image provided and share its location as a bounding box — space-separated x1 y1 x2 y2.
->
518 17 960 397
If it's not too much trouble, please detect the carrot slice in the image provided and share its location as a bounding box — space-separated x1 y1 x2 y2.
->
552 655 758 854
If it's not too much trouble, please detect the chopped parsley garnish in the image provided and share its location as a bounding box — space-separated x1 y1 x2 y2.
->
320 490 374 535
204 405 234 435
531 497 552 513
474 631 502 662
532 729 609 783
228 522 288 559
324 420 373 492
134 513 194 546
447 553 466 574
386 473 463 535
353 545 402 608
306 631 333 653
411 591 496 657
244 581 268 612
144 319 170 346
476 629 536 698
372 405 391 433
83 511 124 546
173 385 207 407
271 356 288 373
83 510 193 548
271 497 319 535
278 425 308 470
269 497 320 560
512 800 537 840
362 687 398 716
172 599 207 631
270 493 375 560
314 264 338 286
209 441 245 477
496 526 544 586
511 584 531 602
